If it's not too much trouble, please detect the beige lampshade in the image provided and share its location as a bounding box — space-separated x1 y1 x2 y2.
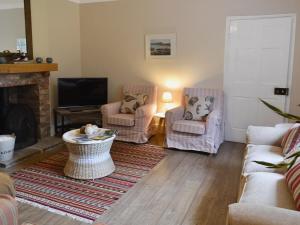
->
162 91 173 103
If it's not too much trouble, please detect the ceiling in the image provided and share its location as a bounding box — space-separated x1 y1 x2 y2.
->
68 0 117 4
0 0 23 10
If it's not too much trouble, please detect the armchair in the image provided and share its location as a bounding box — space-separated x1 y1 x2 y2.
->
0 172 18 225
102 84 157 143
165 88 224 154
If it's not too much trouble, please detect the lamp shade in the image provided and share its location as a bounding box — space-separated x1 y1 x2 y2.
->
162 91 173 103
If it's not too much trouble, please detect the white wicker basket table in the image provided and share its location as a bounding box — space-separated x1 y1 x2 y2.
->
63 129 116 180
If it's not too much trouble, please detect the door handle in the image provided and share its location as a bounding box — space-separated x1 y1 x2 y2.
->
274 88 289 96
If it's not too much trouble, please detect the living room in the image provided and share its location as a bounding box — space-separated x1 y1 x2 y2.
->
0 0 300 225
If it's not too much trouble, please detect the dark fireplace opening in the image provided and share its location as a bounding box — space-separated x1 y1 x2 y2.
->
0 87 38 150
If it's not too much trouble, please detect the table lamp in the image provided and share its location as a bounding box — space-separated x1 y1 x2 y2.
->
162 91 173 103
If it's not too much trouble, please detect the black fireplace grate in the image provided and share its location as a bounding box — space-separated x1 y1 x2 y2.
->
1 104 37 150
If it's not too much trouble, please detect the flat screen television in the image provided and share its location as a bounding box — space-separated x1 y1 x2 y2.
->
58 78 107 108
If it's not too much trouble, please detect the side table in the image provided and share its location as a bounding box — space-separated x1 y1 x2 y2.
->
154 112 166 133
63 129 116 180
54 107 102 136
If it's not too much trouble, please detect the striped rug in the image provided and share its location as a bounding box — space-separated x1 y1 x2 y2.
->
12 142 166 224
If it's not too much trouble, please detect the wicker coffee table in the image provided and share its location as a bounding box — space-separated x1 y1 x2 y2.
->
63 129 116 180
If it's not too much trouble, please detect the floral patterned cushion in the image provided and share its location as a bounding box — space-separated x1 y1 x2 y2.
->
120 93 148 114
183 95 214 121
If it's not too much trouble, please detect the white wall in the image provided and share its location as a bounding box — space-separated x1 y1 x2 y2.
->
31 0 82 133
80 0 300 114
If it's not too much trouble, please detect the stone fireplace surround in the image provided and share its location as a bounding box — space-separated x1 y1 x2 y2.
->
0 72 51 139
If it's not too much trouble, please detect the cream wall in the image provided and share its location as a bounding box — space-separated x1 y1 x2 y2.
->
31 0 82 133
80 0 300 114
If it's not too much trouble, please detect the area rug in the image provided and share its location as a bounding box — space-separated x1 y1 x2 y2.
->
12 142 166 224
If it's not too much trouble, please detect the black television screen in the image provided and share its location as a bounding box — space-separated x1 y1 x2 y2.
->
58 78 107 108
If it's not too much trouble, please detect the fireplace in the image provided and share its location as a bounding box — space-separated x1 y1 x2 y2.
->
0 71 51 150
0 87 38 150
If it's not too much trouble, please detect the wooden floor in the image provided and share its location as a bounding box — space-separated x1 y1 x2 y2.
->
12 135 244 225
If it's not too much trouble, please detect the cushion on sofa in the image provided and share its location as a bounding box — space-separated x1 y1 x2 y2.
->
228 203 300 225
247 126 290 147
282 125 300 155
240 172 296 210
107 114 135 127
172 120 205 135
281 123 300 147
243 145 285 175
285 161 300 210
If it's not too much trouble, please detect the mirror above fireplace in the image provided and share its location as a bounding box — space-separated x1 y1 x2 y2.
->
0 0 33 60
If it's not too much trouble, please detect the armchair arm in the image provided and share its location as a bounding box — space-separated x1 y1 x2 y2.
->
0 195 18 225
246 125 289 146
206 110 222 134
101 101 122 116
165 106 185 128
134 104 156 131
228 203 300 225
135 104 156 119
0 172 16 197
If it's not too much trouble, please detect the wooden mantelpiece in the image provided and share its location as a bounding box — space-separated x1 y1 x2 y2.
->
0 63 58 74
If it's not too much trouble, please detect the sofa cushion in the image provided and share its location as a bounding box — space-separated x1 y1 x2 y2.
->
243 145 285 175
247 126 290 147
240 172 296 210
281 123 300 147
107 114 135 127
285 161 300 210
172 120 205 135
282 125 300 155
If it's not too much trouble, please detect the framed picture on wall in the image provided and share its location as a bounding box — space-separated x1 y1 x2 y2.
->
145 34 176 59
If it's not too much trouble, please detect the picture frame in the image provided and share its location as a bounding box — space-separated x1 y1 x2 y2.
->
145 34 176 59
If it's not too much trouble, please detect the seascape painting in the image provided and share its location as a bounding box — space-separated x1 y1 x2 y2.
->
150 39 171 56
146 34 176 59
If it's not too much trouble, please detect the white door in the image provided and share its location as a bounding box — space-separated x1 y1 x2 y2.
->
224 14 296 143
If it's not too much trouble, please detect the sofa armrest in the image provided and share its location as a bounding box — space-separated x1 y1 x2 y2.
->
246 125 289 146
228 203 300 225
165 106 185 127
0 172 16 197
135 104 156 119
101 101 122 116
0 195 18 225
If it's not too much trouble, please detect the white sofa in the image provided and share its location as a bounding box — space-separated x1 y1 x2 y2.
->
227 124 300 225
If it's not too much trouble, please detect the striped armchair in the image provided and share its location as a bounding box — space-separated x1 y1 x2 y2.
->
0 173 18 225
102 84 157 143
165 88 224 154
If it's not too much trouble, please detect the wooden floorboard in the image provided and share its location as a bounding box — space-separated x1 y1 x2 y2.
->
8 134 244 225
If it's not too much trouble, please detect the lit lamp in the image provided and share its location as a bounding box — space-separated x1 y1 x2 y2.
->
161 91 175 113
162 91 173 103
154 91 174 129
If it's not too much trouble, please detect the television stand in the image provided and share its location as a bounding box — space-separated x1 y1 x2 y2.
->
63 106 99 112
54 107 102 136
